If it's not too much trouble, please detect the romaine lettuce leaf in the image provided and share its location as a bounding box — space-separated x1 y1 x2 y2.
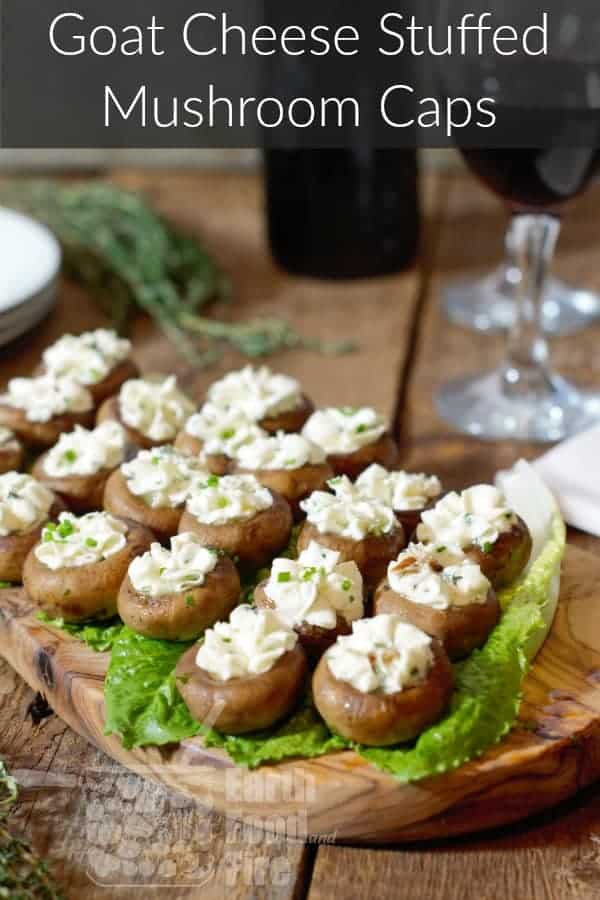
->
204 694 347 767
37 611 124 652
104 627 202 749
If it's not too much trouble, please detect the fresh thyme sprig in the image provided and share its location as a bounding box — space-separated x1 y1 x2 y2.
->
0 760 65 899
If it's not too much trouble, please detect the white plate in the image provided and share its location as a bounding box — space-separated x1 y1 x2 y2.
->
0 207 61 346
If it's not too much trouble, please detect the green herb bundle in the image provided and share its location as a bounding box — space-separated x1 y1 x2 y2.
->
0 180 355 367
0 760 64 899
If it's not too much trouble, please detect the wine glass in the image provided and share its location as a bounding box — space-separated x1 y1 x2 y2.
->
434 2 600 442
442 227 600 336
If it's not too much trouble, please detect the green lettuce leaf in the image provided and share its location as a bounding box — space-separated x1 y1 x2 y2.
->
104 627 202 749
204 694 347 767
37 611 124 652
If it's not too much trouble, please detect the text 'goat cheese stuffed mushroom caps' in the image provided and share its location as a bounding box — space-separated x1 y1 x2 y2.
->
0 427 24 476
118 532 240 641
255 541 364 664
175 605 308 734
175 402 267 475
233 431 334 519
313 614 453 746
354 464 442 536
0 375 94 448
206 365 313 434
179 473 292 569
417 485 532 590
298 476 405 589
39 328 138 406
374 543 499 659
33 421 129 513
301 406 399 479
96 374 195 449
0 472 64 583
103 445 209 541
23 511 153 622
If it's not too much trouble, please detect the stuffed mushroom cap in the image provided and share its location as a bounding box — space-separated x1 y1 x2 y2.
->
96 374 195 449
23 510 153 621
416 484 532 589
313 614 454 746
0 375 94 448
374 543 500 659
298 478 405 588
118 532 241 640
175 402 267 475
206 365 313 433
353 464 442 536
39 328 138 405
103 445 210 541
0 471 64 583
179 473 293 568
302 406 399 478
254 540 364 663
176 605 307 733
32 420 129 513
233 431 334 519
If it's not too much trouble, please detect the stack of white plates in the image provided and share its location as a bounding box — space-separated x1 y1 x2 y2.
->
0 207 61 348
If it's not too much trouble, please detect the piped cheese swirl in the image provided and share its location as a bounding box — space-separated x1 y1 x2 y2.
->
388 543 491 610
119 375 195 442
300 476 397 540
42 328 131 385
43 421 127 477
0 375 93 423
35 511 127 570
184 402 267 457
196 605 298 680
121 446 208 509
236 431 325 471
265 542 363 630
207 365 303 421
0 473 54 536
302 406 386 454
417 485 517 554
128 533 218 597
355 464 441 510
325 614 434 695
186 473 273 525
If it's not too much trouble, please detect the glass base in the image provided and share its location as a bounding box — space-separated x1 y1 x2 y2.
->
442 267 600 336
436 369 600 442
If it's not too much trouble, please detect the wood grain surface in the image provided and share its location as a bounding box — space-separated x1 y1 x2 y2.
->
1 167 600 897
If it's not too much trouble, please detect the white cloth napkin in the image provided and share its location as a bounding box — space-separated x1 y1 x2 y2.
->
533 425 600 536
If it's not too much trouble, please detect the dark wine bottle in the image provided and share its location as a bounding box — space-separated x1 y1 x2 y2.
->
264 148 420 279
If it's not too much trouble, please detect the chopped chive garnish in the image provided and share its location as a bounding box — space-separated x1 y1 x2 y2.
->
277 571 292 583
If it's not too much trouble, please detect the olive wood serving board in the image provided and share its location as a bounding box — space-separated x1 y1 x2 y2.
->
2 543 600 845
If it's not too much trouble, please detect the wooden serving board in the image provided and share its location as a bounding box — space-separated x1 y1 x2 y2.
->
2 543 600 846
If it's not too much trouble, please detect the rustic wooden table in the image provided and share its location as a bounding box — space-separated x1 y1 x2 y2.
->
2 167 600 899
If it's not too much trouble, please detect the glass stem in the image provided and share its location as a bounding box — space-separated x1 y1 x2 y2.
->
502 213 561 399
